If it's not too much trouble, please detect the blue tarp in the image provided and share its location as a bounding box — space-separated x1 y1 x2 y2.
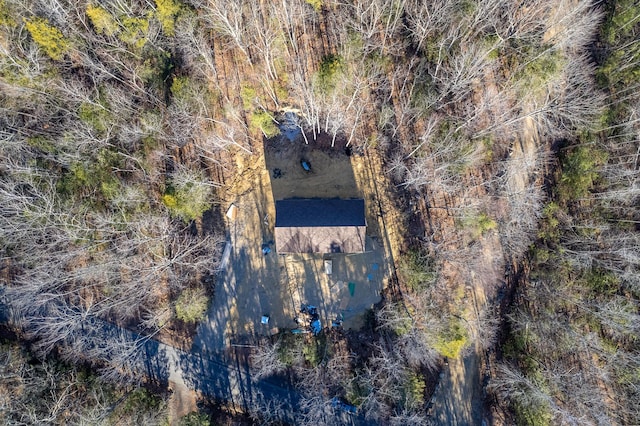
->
311 319 321 335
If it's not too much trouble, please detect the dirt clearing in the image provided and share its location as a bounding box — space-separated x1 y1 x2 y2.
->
193 132 393 352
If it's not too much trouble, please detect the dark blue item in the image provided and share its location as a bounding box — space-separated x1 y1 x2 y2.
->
331 397 357 414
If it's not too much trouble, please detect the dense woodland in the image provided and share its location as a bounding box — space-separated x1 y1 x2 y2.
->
0 0 638 424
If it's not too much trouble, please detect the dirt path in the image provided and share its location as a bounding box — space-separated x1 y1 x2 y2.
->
429 109 541 425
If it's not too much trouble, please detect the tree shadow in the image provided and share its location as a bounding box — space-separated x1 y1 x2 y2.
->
264 131 359 201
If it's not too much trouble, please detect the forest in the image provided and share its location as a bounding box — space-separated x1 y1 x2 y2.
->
0 0 638 424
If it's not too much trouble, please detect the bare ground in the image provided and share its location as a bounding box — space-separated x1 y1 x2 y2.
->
193 134 394 353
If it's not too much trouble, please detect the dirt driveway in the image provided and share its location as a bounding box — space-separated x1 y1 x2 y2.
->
193 134 391 353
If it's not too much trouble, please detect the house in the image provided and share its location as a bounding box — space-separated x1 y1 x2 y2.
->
275 198 366 254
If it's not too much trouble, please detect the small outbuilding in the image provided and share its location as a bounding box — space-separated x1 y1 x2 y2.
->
275 198 366 254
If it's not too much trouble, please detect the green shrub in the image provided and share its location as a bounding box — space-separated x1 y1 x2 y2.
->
26 136 57 153
240 84 257 110
583 269 619 296
516 50 565 95
539 202 560 237
316 54 344 93
57 150 122 206
139 47 174 90
400 371 426 409
175 288 209 323
162 170 212 222
86 5 118 36
24 17 69 60
513 398 552 426
398 249 437 292
558 146 607 202
433 318 468 358
178 412 210 426
460 212 497 240
602 0 640 44
120 388 164 419
277 333 303 366
305 0 322 11
249 111 280 138
155 0 182 36
302 333 328 366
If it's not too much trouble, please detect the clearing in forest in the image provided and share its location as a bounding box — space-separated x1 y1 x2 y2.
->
193 128 392 353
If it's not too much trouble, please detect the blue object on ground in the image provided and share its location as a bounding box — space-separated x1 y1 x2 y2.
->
367 273 374 281
311 319 321 335
301 160 311 171
372 263 379 271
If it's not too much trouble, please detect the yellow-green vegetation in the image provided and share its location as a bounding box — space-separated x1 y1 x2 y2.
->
120 16 150 49
460 211 497 240
24 17 69 60
240 84 258 110
175 288 209 323
170 76 191 99
86 5 118 36
57 150 122 206
154 0 182 36
78 101 110 133
433 318 468 358
162 171 212 222
401 371 426 409
249 110 280 138
0 0 16 27
305 0 322 11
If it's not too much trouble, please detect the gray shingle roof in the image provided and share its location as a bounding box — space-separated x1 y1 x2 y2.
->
275 198 366 228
